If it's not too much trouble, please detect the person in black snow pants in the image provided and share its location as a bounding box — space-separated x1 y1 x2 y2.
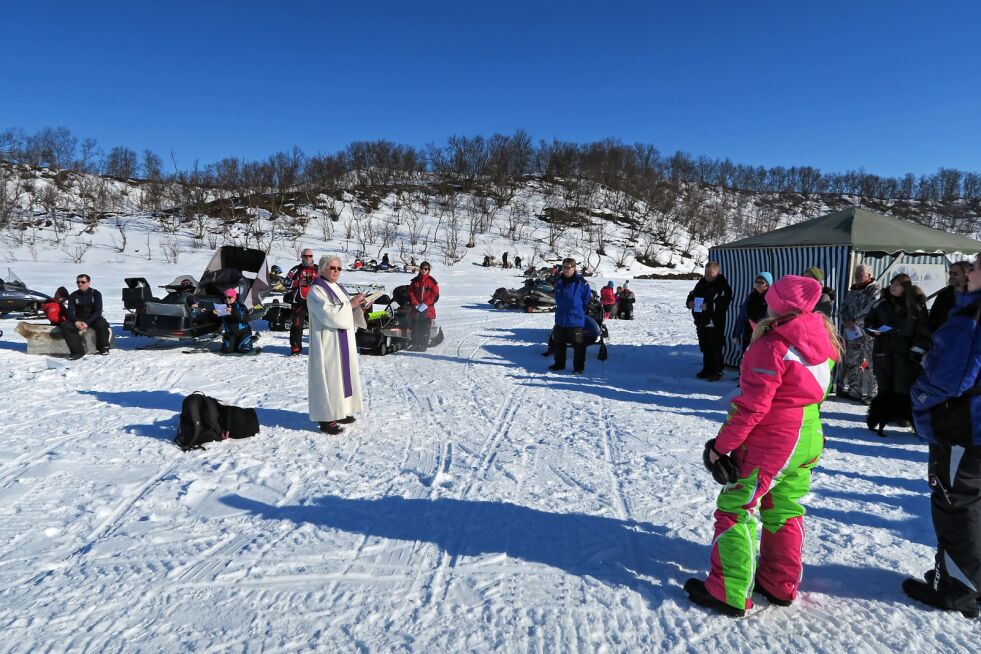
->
62 273 111 360
904 252 981 619
216 288 255 353
686 261 732 381
550 257 592 374
285 248 319 355
733 272 771 353
864 273 932 398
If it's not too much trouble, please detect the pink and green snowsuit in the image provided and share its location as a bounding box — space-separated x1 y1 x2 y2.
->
705 311 838 610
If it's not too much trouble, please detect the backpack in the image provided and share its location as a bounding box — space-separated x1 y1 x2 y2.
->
176 392 260 451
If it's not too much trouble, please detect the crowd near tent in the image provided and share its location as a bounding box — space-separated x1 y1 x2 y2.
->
710 207 981 367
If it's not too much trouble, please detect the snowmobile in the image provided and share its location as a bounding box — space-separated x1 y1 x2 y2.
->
0 269 49 316
264 282 385 332
122 245 271 341
490 278 557 312
356 284 444 355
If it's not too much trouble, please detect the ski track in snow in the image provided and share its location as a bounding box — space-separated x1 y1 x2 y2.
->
0 262 977 652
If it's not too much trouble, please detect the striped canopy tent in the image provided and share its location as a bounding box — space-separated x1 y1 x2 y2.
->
709 207 981 367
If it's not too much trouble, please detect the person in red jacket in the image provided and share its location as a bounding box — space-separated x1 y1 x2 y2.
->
600 281 616 319
42 286 70 325
684 275 842 617
407 261 439 352
285 248 320 355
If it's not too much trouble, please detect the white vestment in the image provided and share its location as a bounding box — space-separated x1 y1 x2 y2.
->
307 280 364 422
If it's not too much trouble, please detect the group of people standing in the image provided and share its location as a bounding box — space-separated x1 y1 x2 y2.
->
682 259 981 619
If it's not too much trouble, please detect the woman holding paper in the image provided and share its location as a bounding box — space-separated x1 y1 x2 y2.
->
307 255 367 435
407 261 439 352
864 273 932 397
216 288 255 354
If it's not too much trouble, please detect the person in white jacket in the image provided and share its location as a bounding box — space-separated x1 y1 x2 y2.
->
307 255 367 435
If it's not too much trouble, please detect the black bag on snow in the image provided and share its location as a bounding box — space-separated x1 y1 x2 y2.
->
176 392 260 451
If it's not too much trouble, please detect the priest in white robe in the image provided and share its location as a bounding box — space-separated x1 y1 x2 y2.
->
307 255 366 435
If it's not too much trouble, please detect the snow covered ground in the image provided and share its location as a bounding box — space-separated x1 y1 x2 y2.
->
0 259 976 653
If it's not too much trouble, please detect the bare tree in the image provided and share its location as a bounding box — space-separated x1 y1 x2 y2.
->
63 241 90 263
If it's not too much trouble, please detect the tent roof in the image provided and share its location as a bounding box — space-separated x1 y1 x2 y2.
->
716 208 981 254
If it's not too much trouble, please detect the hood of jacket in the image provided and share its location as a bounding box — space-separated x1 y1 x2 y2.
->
767 311 838 365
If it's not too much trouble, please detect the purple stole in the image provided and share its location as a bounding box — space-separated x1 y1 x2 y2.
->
312 277 354 398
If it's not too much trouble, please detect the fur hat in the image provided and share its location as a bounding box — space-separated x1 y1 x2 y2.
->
802 266 825 282
224 288 238 299
755 272 773 287
766 275 822 315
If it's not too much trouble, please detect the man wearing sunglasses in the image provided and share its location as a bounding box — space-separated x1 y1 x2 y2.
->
62 274 111 360
550 258 592 374
285 249 320 355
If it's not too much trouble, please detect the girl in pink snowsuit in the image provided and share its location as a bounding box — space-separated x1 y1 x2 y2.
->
685 275 841 616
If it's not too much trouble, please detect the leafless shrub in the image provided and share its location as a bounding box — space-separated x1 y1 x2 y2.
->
63 241 90 263
162 238 181 263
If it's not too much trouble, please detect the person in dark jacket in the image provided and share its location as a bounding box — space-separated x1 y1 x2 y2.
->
864 273 932 397
686 262 732 381
216 288 255 353
733 272 771 352
929 261 970 333
42 286 70 326
62 274 111 359
904 254 981 619
285 249 319 355
407 261 439 352
550 257 592 374
802 266 837 318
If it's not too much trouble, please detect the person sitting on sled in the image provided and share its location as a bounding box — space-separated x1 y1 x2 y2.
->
215 288 255 354
684 275 841 617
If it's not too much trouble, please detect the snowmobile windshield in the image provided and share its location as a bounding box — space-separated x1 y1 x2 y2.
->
4 269 26 288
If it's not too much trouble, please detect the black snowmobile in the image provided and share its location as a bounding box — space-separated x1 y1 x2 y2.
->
122 246 271 340
490 278 557 312
264 282 386 332
0 269 50 316
356 284 445 355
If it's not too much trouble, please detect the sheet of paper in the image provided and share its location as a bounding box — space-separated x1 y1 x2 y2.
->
214 304 229 316
845 325 863 340
693 297 704 313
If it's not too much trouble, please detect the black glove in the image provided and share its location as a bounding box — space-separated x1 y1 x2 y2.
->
703 438 739 485
908 350 924 365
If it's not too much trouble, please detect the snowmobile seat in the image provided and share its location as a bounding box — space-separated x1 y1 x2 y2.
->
123 277 155 310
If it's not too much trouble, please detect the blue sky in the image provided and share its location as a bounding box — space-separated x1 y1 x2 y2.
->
2 1 979 176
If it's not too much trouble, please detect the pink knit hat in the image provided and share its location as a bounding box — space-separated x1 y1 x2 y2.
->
766 275 821 315
224 288 238 299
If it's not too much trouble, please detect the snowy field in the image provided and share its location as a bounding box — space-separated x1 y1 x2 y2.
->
0 260 975 653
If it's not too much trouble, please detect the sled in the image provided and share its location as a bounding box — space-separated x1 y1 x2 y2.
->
122 246 272 342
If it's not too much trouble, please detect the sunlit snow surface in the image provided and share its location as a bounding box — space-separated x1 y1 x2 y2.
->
0 260 974 653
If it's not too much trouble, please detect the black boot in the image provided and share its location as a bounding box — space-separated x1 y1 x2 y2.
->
753 582 793 607
319 421 344 435
683 578 745 617
902 578 979 619
337 416 356 425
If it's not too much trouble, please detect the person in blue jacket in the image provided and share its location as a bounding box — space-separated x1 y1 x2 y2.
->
216 288 255 354
905 254 981 619
550 257 592 374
